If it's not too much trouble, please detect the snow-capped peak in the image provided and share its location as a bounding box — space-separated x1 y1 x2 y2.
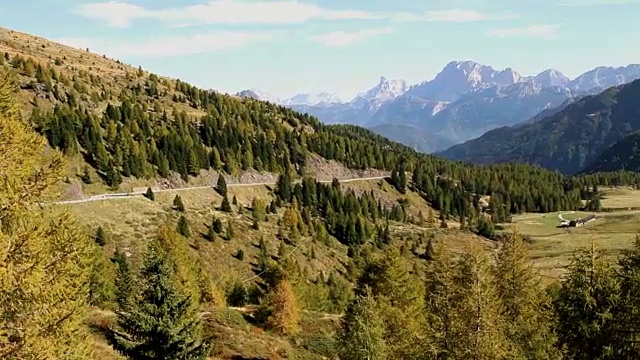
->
533 69 570 87
354 76 408 102
284 92 343 106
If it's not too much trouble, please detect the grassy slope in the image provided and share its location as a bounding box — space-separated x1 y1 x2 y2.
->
502 187 640 282
72 178 492 359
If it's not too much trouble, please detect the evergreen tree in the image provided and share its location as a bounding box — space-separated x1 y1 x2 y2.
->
176 215 191 238
220 195 232 212
216 175 227 196
226 221 234 240
173 194 185 212
95 225 107 246
338 291 387 360
109 239 212 359
81 165 92 184
144 187 155 201
212 217 223 233
232 194 238 206
114 248 134 311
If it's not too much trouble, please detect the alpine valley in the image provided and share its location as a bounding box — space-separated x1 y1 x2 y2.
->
238 61 640 153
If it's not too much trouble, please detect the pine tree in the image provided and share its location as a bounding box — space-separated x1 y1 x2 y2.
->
494 230 560 360
95 225 107 246
226 221 234 240
220 195 232 212
173 194 185 212
0 68 93 358
109 239 212 359
144 187 155 201
114 248 134 311
81 165 92 184
232 194 238 206
338 291 387 360
213 217 223 233
216 175 227 196
176 215 191 238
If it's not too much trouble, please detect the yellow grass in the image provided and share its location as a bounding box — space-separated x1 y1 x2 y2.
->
509 210 640 281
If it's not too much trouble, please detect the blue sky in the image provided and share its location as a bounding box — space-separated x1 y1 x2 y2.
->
1 0 639 100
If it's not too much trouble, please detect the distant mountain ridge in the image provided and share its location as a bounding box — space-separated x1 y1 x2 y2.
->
236 61 640 152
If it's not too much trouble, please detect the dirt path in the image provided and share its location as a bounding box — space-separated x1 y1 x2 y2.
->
53 176 388 205
558 211 576 222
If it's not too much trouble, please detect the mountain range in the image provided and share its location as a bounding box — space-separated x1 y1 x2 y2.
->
237 61 640 152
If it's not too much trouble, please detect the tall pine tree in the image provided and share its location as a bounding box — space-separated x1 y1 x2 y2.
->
109 239 212 359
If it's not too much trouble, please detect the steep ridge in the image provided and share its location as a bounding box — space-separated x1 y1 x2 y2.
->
581 131 640 173
439 79 640 174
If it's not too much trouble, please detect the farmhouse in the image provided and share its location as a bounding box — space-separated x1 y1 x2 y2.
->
557 214 598 228
569 214 597 228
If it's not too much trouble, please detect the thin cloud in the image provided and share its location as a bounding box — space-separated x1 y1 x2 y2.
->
309 28 393 47
558 0 640 6
74 1 515 28
395 9 517 22
56 31 273 57
488 24 560 39
74 0 382 28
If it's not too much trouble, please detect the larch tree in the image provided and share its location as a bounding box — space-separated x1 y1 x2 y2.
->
454 243 509 360
356 248 425 359
109 238 212 359
423 241 462 359
554 242 621 360
0 67 94 358
337 290 387 360
265 279 300 335
493 230 560 360
616 234 640 358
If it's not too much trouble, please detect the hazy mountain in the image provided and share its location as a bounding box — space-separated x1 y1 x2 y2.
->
368 124 455 153
568 64 640 92
284 92 343 106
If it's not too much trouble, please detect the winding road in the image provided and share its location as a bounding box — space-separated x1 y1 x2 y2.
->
53 175 389 205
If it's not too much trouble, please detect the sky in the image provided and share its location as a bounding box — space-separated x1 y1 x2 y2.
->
1 0 639 100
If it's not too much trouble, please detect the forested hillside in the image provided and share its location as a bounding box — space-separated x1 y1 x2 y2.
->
582 131 640 173
1 25 625 219
439 79 640 174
